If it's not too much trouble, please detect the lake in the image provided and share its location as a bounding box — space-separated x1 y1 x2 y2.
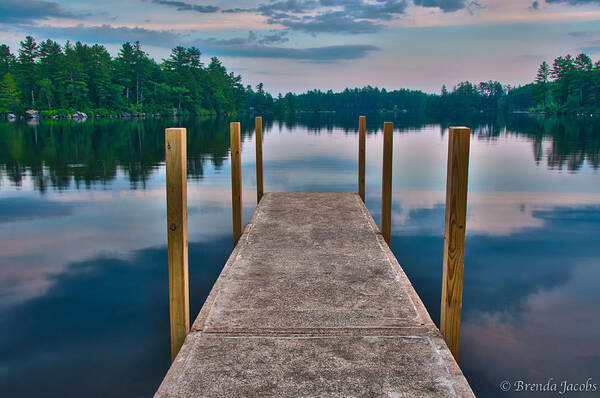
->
0 114 599 397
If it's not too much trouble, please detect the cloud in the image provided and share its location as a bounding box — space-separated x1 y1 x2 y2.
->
29 24 180 47
276 11 384 34
546 0 600 4
194 29 378 61
347 0 410 19
569 30 597 37
252 30 290 45
461 260 600 385
203 30 289 46
412 0 468 12
391 190 600 237
0 232 237 396
150 0 218 13
22 23 375 61
221 7 255 13
256 0 318 15
572 30 600 52
0 197 76 224
579 44 600 53
225 0 480 34
229 44 379 61
197 36 379 61
225 0 409 34
0 0 81 24
207 45 380 62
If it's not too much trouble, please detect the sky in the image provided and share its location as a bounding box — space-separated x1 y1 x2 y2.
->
2 0 600 93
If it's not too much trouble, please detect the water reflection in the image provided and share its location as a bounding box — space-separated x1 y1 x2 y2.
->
1 114 599 194
0 117 255 192
0 239 232 398
0 115 598 397
502 116 600 171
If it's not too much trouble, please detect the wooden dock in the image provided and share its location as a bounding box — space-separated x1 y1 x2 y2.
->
157 120 474 397
156 192 474 397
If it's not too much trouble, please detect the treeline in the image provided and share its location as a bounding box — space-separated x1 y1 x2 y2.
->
0 36 271 116
271 83 508 115
0 35 596 117
270 80 527 115
273 53 600 115
271 87 432 114
484 53 600 115
531 53 600 113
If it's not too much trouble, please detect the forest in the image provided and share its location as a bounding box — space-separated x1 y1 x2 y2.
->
272 53 600 115
0 36 266 117
0 36 596 117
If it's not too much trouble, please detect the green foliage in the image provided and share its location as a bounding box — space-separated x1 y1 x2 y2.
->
1 115 597 194
430 80 506 115
0 73 20 112
0 37 256 116
273 82 506 116
271 86 431 115
1 36 598 116
0 44 15 76
534 61 550 107
501 84 535 113
529 52 600 113
274 53 600 115
0 117 254 191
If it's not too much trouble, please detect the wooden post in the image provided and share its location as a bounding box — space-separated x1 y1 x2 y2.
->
230 122 243 245
165 128 189 361
358 116 366 202
381 122 393 245
255 117 264 203
440 126 471 361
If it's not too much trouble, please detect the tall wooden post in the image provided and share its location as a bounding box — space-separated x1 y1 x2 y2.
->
440 126 471 361
381 122 393 245
358 116 366 202
165 128 189 361
255 117 264 203
230 122 243 245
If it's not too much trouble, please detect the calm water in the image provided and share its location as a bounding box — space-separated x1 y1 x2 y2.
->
0 114 599 397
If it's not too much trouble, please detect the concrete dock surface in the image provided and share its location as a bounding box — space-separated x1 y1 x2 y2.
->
155 192 475 397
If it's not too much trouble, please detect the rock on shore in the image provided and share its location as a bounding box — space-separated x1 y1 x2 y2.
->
25 109 39 119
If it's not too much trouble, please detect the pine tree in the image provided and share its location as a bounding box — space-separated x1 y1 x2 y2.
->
37 78 54 109
0 44 16 76
574 53 592 71
535 61 550 108
63 41 89 108
17 36 38 107
0 73 21 112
